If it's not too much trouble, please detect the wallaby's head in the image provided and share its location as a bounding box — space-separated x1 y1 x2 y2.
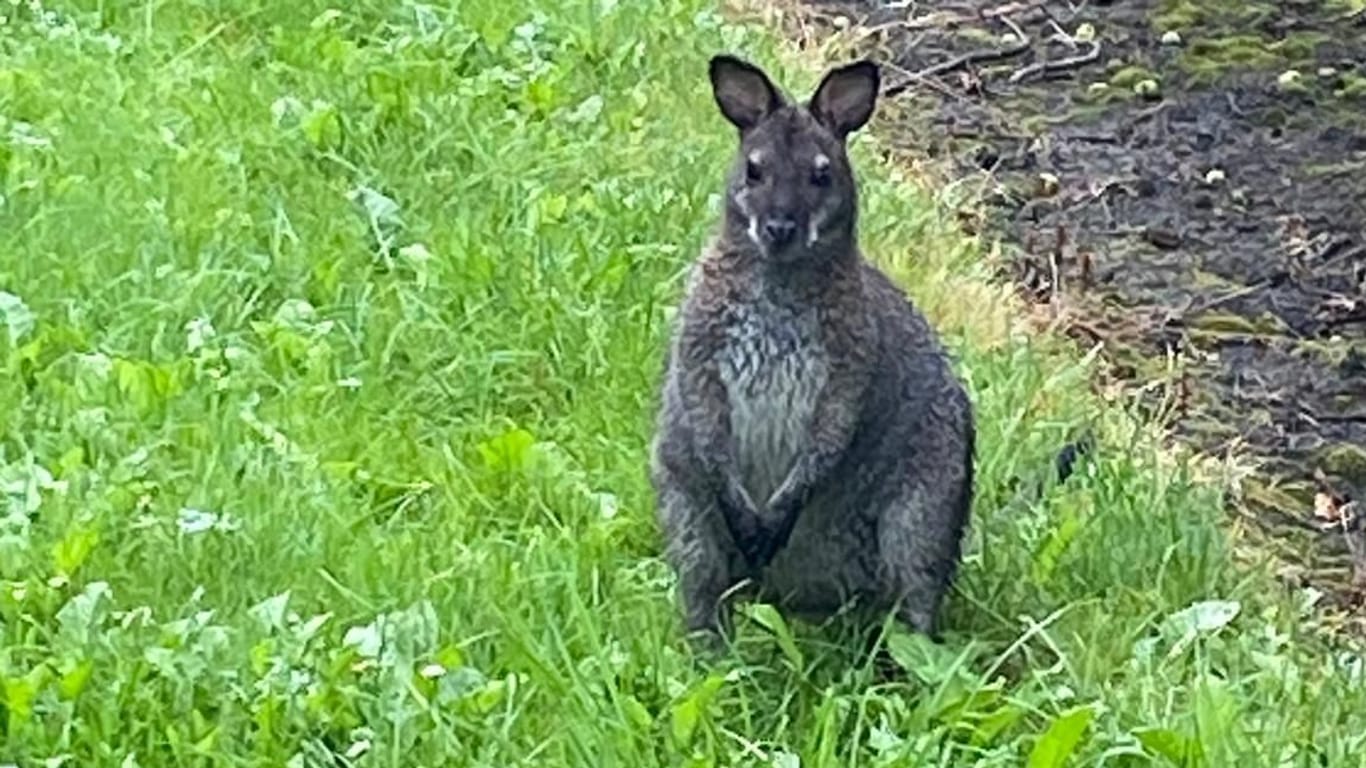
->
708 54 879 263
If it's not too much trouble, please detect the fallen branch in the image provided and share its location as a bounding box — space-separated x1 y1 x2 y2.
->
1301 408 1366 425
883 13 1032 98
880 59 973 101
1008 38 1101 83
883 36 1032 97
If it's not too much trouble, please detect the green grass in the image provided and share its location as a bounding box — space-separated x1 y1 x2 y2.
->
2 0 1365 765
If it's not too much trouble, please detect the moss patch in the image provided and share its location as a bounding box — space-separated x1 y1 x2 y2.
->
1179 33 1327 83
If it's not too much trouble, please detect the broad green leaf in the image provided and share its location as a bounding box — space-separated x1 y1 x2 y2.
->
670 673 726 747
58 658 94 700
1032 506 1084 584
1027 704 1096 768
744 603 803 669
248 591 291 632
56 446 84 478
539 193 569 223
3 663 50 728
1134 726 1201 764
885 629 967 686
301 101 342 150
52 526 99 576
1164 600 1241 636
365 71 406 111
55 580 112 647
622 695 653 730
1192 674 1241 763
477 428 537 472
0 290 34 344
469 676 510 715
434 644 465 671
974 702 1026 747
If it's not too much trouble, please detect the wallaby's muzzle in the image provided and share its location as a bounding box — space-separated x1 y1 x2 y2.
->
761 216 797 248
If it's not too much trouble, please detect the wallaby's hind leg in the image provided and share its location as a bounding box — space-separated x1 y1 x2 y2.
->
656 484 745 643
876 484 971 639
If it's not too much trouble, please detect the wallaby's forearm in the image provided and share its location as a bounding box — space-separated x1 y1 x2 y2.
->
678 360 769 564
761 364 869 559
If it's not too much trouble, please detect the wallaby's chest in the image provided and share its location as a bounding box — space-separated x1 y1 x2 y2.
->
716 298 828 504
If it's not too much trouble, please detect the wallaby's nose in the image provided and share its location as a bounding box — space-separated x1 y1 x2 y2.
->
763 217 797 247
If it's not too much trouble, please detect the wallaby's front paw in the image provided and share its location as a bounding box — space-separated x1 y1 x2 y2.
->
723 509 769 568
738 529 774 569
765 499 800 555
740 498 798 569
719 479 769 568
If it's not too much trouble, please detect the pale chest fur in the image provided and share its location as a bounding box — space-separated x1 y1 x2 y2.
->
716 295 829 507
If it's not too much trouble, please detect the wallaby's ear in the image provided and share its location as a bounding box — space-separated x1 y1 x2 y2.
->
809 60 880 139
709 55 782 131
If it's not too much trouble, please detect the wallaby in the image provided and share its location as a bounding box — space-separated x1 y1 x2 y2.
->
649 54 976 645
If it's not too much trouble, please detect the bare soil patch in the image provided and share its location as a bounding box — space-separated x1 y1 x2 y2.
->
788 0 1366 610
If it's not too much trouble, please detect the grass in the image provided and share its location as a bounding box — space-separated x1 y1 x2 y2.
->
2 0 1365 765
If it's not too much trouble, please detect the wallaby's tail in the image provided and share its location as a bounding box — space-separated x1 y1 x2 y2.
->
1053 432 1095 486
997 430 1097 513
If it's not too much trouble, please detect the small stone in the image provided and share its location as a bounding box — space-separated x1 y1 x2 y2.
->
1160 30 1182 46
1203 168 1226 185
1277 69 1302 87
1318 66 1338 78
1087 82 1110 95
1075 23 1096 43
833 15 850 29
1134 78 1161 99
1037 172 1060 197
972 145 1000 170
1143 227 1182 250
1001 32 1019 45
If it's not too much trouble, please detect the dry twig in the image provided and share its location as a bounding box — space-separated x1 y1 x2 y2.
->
883 17 1032 97
1008 38 1101 83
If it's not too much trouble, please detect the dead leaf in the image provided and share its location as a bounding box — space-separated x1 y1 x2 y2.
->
1315 492 1342 523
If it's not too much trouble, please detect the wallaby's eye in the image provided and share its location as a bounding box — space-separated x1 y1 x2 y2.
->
745 160 763 184
811 154 832 187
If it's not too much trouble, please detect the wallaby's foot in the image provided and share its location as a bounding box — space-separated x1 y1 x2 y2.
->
682 591 726 637
655 481 746 647
895 601 943 641
878 522 958 644
676 568 741 650
682 585 747 661
878 521 957 643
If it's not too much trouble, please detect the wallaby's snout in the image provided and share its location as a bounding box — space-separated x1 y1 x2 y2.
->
708 54 880 262
762 216 797 248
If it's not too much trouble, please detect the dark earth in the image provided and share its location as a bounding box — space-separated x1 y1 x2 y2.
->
779 0 1366 613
